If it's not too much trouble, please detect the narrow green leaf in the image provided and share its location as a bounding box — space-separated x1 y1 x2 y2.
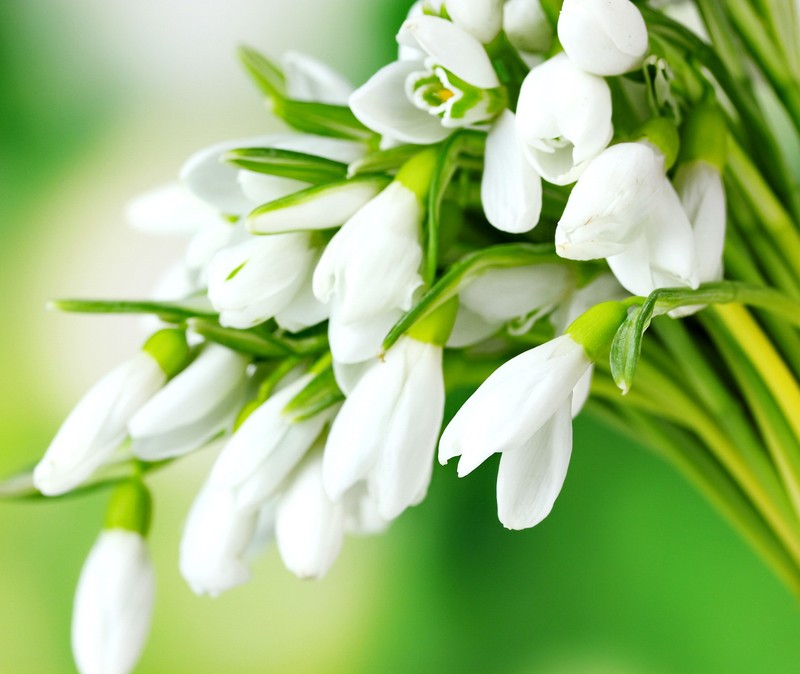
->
223 147 348 184
189 319 295 358
383 242 562 351
49 299 218 323
237 45 286 100
347 144 426 177
283 366 343 422
273 98 376 142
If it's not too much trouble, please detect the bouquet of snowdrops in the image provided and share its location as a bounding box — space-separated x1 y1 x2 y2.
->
5 0 800 671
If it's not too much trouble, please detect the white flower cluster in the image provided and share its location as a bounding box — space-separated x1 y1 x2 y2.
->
32 1 732 672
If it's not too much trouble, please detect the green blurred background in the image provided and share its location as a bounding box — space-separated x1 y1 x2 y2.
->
1 2 799 672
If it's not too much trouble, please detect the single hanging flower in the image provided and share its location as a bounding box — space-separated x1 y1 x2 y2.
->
72 482 155 674
349 15 504 144
558 0 649 76
34 329 189 496
515 53 613 185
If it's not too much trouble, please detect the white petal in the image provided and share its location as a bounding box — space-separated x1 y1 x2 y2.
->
276 455 345 579
496 401 573 529
446 0 503 44
570 365 593 417
274 258 330 333
34 353 165 496
349 60 451 144
446 304 500 348
343 483 390 535
327 305 403 364
504 0 553 53
482 110 543 233
237 171 310 207
72 530 155 674
282 51 354 104
558 0 649 76
125 183 218 236
129 346 249 460
398 15 500 88
550 272 628 333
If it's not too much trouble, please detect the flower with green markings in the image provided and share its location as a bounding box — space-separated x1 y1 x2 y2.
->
33 329 189 496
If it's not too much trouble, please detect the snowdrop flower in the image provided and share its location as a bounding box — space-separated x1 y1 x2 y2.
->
516 54 613 185
440 334 591 528
555 141 698 296
276 453 346 579
129 344 250 460
324 336 444 520
207 231 325 330
504 0 553 54
350 15 504 144
481 109 543 233
72 482 155 674
443 0 504 44
126 183 219 237
558 0 649 76
34 330 189 496
313 153 433 363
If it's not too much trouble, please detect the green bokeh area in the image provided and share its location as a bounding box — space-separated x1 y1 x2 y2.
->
1 2 800 673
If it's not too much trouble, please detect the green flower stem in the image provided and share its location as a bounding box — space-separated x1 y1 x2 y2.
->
727 139 800 273
712 304 800 450
587 397 800 596
701 310 800 518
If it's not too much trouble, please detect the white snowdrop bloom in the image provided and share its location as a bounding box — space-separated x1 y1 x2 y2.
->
445 0 504 43
206 232 322 329
72 530 155 674
439 334 591 529
313 181 424 363
129 345 250 460
179 483 261 596
34 352 166 496
126 183 219 237
558 0 649 76
516 53 613 185
481 109 543 233
350 15 503 144
504 0 553 53
276 453 346 579
555 142 698 296
207 375 336 513
324 336 444 520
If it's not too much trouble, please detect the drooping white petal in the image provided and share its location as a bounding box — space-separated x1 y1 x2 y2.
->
504 0 553 53
327 304 404 365
179 485 258 596
369 340 444 519
282 51 354 105
398 15 500 89
343 483 390 535
207 232 315 329
439 335 590 474
571 365 593 417
237 171 310 207
275 455 345 579
550 272 628 333
445 0 503 44
496 400 573 529
34 353 165 496
274 255 330 333
72 530 155 674
446 304 500 348
129 345 249 460
349 60 451 144
482 110 543 233
126 183 219 237
558 0 649 76
460 263 574 324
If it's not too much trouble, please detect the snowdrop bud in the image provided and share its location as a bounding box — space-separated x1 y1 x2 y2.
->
516 54 613 185
129 345 250 460
324 337 444 520
445 0 504 44
504 0 553 53
207 232 318 329
34 342 172 496
276 454 345 579
558 0 649 76
180 484 260 596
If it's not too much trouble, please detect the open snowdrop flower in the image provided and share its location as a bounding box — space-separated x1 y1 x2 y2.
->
207 231 324 330
350 15 504 144
33 329 189 496
558 0 649 77
324 336 445 521
440 334 591 529
313 153 432 363
516 53 613 185
555 141 698 296
129 344 250 460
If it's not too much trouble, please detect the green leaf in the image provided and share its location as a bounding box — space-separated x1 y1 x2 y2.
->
223 147 349 184
189 319 329 359
347 144 427 177
49 299 218 323
283 366 344 422
383 242 562 351
273 98 376 142
237 45 286 100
